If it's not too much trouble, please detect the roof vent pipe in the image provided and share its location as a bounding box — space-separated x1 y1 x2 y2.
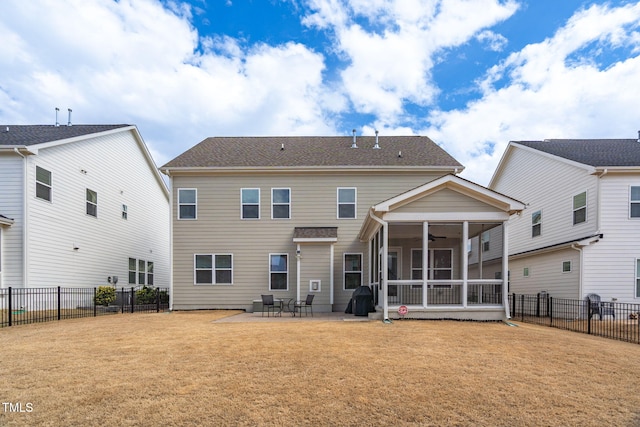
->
55 107 60 127
637 130 640 143
373 130 380 149
351 129 358 148
67 108 72 127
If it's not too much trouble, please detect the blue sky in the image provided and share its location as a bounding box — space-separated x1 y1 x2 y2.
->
1 0 640 184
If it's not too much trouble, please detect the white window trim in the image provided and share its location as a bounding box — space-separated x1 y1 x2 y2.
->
269 253 289 291
562 260 572 273
271 188 291 220
35 166 52 202
531 210 542 237
178 188 197 220
194 254 234 285
630 186 640 219
523 267 530 277
86 188 98 218
337 187 357 219
240 188 260 220
343 253 363 291
572 191 587 225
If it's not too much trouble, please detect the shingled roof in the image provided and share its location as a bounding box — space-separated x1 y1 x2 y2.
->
514 139 640 167
161 136 463 170
0 125 131 146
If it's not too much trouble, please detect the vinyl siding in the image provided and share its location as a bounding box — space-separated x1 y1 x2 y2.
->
0 153 24 287
171 171 445 310
23 130 170 289
492 146 599 255
508 248 580 299
581 174 640 301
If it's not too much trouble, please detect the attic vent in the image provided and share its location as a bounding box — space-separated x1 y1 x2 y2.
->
351 129 358 148
373 130 380 149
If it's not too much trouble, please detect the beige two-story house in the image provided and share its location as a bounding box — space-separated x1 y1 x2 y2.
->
161 134 524 320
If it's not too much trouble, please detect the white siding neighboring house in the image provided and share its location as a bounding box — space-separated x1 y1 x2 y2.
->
161 135 524 320
490 137 640 303
0 124 170 291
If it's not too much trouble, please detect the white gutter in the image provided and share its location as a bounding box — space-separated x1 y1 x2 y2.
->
14 148 28 288
368 209 388 321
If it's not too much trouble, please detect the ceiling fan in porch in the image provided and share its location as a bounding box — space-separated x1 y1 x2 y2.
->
428 233 446 241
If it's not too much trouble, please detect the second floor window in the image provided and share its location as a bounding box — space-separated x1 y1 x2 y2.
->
531 210 541 237
241 188 260 219
86 189 97 217
631 186 640 218
573 192 586 225
272 188 290 219
36 166 52 201
482 231 490 252
178 189 197 220
337 188 356 219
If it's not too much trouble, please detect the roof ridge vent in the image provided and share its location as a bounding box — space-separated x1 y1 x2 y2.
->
373 130 380 149
351 129 358 148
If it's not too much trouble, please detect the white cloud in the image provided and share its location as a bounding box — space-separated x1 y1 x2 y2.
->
426 2 640 185
476 30 508 51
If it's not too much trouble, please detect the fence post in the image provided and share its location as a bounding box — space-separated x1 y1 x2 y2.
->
130 287 135 313
156 288 160 313
57 286 61 321
536 292 541 318
587 297 592 335
511 293 515 318
8 286 12 327
549 297 553 326
93 287 97 317
520 294 525 321
120 288 125 314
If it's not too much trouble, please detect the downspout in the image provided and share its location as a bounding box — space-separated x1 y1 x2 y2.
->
368 209 388 321
14 148 28 288
502 221 510 319
296 244 301 303
571 243 583 299
165 170 174 311
596 168 607 233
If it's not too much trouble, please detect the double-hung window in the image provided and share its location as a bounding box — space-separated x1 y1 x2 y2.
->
269 254 288 290
337 188 356 219
241 188 260 219
194 254 233 285
138 259 146 285
531 210 542 237
631 186 640 218
129 258 154 285
272 188 290 219
344 253 362 290
482 231 490 252
36 166 52 201
573 192 586 225
86 189 97 217
178 189 197 220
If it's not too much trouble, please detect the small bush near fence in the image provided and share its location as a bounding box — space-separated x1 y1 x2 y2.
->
1 286 170 328
510 293 640 345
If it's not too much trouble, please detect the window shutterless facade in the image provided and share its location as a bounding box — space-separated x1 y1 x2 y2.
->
194 254 233 285
573 191 586 225
241 188 260 219
531 210 541 237
337 188 356 219
36 166 52 201
86 189 97 217
178 188 197 220
630 186 640 218
271 188 290 219
269 254 288 290
344 253 362 290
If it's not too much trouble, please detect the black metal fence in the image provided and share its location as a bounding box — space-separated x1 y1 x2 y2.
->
0 286 170 328
510 293 640 345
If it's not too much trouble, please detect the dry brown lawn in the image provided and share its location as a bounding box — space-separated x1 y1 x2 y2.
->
1 311 640 426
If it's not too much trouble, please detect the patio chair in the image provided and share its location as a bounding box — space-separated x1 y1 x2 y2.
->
294 294 314 317
587 293 615 321
261 294 278 317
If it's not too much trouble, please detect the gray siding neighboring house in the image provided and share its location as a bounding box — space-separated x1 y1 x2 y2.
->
0 124 170 293
490 138 640 303
162 135 524 320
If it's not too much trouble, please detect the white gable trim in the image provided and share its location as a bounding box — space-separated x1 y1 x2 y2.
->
373 174 525 214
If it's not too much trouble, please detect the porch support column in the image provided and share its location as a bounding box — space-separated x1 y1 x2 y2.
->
296 243 301 303
382 223 389 321
422 221 429 308
330 243 334 306
502 221 510 318
462 221 469 308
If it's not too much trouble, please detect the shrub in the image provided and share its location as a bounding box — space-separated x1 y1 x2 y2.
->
95 286 116 306
135 286 158 305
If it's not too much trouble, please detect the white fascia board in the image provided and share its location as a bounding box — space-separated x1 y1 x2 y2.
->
593 166 640 175
382 212 511 222
159 165 460 176
0 217 14 226
292 238 338 243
